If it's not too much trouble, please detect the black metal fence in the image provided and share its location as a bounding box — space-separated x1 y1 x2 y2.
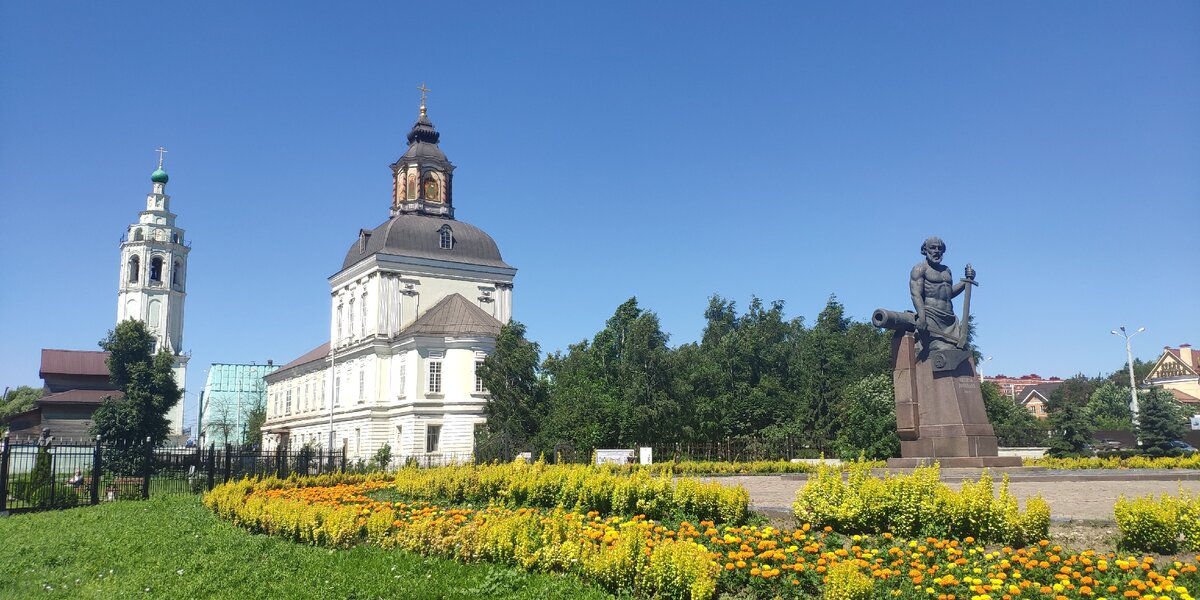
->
0 436 347 514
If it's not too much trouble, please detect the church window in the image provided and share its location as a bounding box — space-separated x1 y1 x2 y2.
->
427 359 442 394
423 176 440 201
426 424 441 453
133 229 144 241
172 261 183 288
438 225 453 250
171 232 179 244
128 255 140 283
150 257 164 283
474 352 488 393
397 362 406 398
336 305 344 342
360 295 367 337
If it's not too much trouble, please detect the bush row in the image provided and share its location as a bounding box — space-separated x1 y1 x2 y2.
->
388 461 750 524
792 462 1050 546
1115 489 1200 554
1026 454 1200 470
638 459 885 476
204 477 720 599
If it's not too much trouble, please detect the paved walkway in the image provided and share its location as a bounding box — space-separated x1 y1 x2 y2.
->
702 472 1200 522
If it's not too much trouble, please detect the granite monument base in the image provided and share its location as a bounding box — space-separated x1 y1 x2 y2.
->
888 332 1020 468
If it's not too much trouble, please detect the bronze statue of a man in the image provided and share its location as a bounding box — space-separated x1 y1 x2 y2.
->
909 236 974 354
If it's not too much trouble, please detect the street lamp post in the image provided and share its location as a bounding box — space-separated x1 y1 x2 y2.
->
1110 325 1145 436
978 356 993 380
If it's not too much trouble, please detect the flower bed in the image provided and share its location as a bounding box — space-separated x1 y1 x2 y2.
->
793 463 1051 547
205 475 1200 599
386 462 750 524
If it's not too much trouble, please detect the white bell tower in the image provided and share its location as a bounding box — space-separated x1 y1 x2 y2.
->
116 147 190 434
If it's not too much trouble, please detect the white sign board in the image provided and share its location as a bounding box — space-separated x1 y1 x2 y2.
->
595 448 636 466
1191 415 1200 431
639 447 653 465
515 452 533 463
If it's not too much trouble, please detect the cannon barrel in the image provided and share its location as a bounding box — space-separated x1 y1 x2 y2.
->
872 308 917 332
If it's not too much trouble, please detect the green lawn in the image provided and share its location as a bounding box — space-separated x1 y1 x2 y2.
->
0 496 616 600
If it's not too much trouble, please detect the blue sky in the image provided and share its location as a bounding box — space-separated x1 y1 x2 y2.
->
2 2 1197 427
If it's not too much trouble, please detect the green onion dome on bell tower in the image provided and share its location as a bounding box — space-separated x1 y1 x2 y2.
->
151 167 169 184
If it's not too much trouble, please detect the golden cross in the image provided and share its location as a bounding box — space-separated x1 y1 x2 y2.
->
417 82 430 109
155 146 168 169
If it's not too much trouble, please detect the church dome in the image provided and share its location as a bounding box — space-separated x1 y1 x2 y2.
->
341 213 511 271
151 167 169 183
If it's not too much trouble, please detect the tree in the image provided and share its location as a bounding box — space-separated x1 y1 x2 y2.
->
1087 382 1134 431
0 385 43 419
477 321 547 457
1044 376 1097 457
1106 358 1154 388
794 295 854 451
831 374 899 460
91 320 182 473
981 381 1046 446
1137 388 1187 452
244 404 266 448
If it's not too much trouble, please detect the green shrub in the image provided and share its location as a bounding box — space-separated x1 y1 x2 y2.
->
388 462 749 523
792 462 1048 546
822 561 873 600
1114 489 1200 554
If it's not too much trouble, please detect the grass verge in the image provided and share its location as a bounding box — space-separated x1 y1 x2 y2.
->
0 495 614 600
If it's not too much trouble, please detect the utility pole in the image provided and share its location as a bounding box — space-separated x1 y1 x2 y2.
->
1111 325 1145 440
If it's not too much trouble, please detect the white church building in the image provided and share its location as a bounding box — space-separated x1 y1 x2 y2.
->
262 100 515 463
116 151 190 436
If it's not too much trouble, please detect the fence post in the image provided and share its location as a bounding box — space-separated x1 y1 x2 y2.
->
90 436 102 505
206 444 215 491
276 444 286 479
222 443 232 483
340 442 346 473
0 435 10 514
141 436 152 500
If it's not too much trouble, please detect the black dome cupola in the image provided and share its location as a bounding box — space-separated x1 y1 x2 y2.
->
390 84 455 218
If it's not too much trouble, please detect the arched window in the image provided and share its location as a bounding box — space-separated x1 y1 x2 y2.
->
133 229 144 241
349 298 356 339
438 225 452 250
172 261 183 287
150 257 164 283
422 175 440 201
171 232 179 244
128 255 140 283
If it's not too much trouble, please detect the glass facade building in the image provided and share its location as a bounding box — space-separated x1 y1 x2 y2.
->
198 363 279 447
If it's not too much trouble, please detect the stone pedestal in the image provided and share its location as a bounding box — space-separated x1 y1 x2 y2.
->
886 333 1021 469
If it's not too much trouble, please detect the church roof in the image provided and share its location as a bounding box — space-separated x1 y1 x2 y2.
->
40 349 110 378
38 389 123 404
395 113 452 170
264 342 330 383
341 214 511 271
404 293 503 338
